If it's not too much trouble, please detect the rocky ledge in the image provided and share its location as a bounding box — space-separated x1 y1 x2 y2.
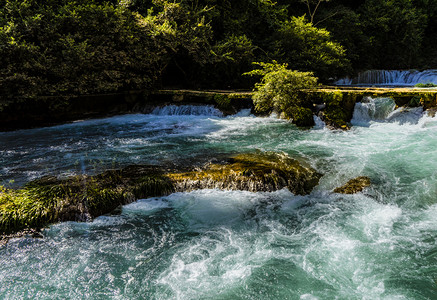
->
0 151 322 235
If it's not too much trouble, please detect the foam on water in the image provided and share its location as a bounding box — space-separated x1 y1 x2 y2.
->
1 107 437 299
351 96 426 128
351 97 396 126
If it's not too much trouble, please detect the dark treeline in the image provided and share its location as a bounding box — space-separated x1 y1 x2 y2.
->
1 0 436 101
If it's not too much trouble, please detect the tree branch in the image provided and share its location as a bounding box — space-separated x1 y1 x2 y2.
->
314 10 340 27
311 0 323 24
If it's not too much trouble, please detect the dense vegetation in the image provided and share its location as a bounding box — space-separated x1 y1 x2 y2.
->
1 0 437 101
245 61 318 126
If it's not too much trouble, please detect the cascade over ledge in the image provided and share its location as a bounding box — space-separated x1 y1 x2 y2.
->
0 151 321 236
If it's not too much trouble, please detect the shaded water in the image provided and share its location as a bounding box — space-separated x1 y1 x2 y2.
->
1 101 437 299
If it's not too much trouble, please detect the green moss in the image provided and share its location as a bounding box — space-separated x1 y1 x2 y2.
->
0 166 176 234
169 151 322 195
408 95 421 107
213 94 234 114
323 106 350 130
420 93 437 110
286 106 315 127
302 90 360 130
333 176 371 194
1 152 324 234
130 175 175 199
415 83 437 88
227 93 253 99
85 185 125 217
0 182 63 233
321 90 344 106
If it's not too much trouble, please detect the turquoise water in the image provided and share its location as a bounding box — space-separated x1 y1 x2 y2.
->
1 101 437 299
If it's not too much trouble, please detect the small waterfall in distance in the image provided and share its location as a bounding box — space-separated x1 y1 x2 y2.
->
151 105 224 117
336 70 437 86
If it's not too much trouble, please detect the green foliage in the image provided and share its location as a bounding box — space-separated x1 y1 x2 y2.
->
287 106 315 127
0 0 213 101
245 61 318 126
206 34 256 87
0 0 169 101
2 0 437 100
274 16 351 80
415 83 437 88
358 0 427 69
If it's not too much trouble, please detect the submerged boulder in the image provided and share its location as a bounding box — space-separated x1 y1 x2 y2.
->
333 176 371 194
168 151 322 195
1 152 322 235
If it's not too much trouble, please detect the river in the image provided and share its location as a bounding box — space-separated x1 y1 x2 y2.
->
1 99 437 299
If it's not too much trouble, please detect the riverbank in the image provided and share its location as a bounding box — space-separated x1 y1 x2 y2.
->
1 87 436 131
0 90 253 131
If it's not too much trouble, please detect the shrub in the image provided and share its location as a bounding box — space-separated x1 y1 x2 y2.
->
415 83 437 88
245 61 318 125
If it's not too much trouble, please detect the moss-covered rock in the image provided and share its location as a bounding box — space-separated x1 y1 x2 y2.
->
420 93 437 110
320 107 350 130
168 151 322 195
1 152 322 235
286 106 315 127
318 91 361 130
427 107 437 117
333 176 371 194
0 166 174 234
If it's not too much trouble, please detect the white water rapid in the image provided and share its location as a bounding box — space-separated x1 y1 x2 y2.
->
1 103 437 299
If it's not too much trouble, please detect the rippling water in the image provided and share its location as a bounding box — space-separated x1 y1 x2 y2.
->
1 101 437 299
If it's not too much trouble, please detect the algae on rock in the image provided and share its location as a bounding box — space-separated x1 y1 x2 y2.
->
0 166 174 234
311 91 361 130
169 151 322 195
333 176 371 194
1 152 322 235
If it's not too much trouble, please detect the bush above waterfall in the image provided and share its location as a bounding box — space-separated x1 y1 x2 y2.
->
244 61 318 126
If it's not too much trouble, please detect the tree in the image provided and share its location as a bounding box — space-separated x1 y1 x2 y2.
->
359 0 427 69
273 16 350 81
0 0 175 100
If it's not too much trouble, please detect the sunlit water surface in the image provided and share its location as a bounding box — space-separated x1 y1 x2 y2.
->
1 101 437 299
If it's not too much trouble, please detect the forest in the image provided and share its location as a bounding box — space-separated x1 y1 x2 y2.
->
1 0 437 101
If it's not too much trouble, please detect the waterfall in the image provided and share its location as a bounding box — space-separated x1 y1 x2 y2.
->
336 70 437 86
151 105 224 117
351 97 423 126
